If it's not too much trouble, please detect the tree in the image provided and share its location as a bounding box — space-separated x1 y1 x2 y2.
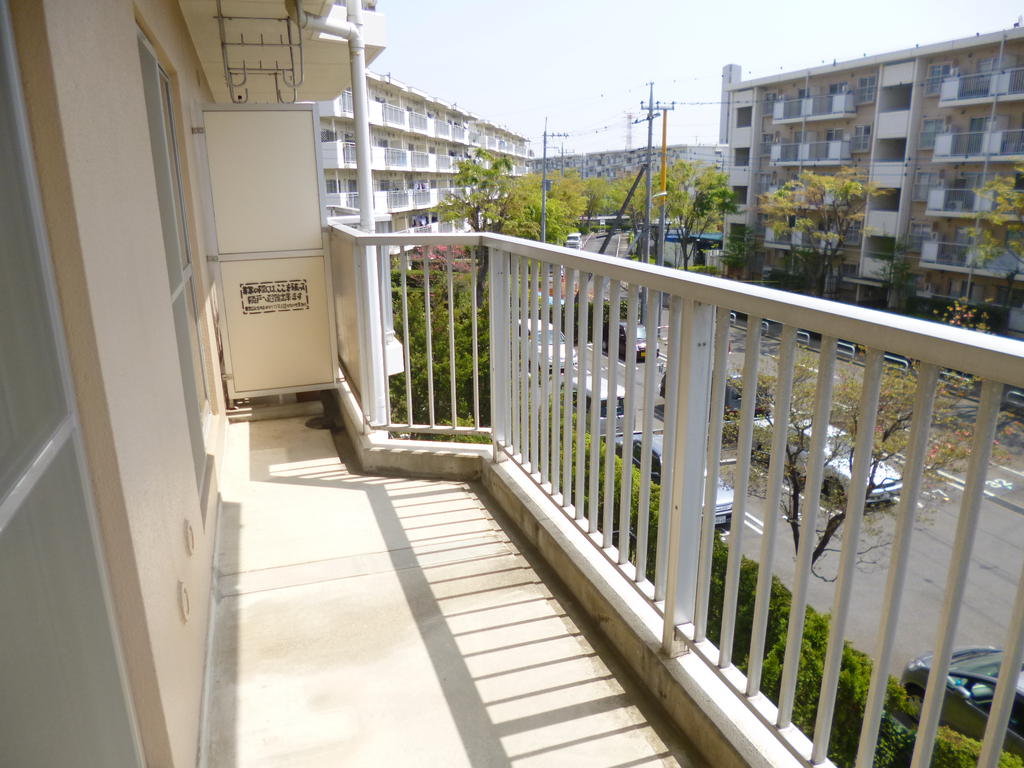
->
663 160 736 270
876 238 916 312
760 168 879 298
973 169 1024 307
436 148 518 234
737 354 975 575
582 176 613 224
721 227 757 280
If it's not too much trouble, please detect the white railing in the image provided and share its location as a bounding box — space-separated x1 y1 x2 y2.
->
940 67 1024 103
437 155 453 171
331 226 1024 768
411 151 429 169
410 112 428 132
933 130 1024 159
452 125 466 141
343 142 357 164
435 121 451 138
382 104 406 127
384 148 408 168
925 187 994 215
341 90 353 115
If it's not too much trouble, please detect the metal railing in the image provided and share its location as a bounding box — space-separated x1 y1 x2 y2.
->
412 188 432 207
1011 68 1024 95
343 142 356 164
435 121 451 138
850 135 871 153
947 131 985 155
384 148 408 168
779 98 803 119
778 143 800 162
1000 129 1024 155
341 90 353 114
452 125 466 141
338 191 359 208
957 72 995 99
925 241 973 266
386 189 410 209
331 225 1024 768
410 112 428 132
437 155 453 171
411 151 429 169
382 104 406 126
929 188 977 213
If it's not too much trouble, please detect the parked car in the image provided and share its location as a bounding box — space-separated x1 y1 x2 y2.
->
603 321 647 362
571 376 625 435
615 432 733 527
519 320 575 374
901 647 1024 758
564 232 583 249
811 426 903 505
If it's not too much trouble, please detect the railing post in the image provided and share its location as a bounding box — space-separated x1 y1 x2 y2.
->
488 246 508 462
662 299 715 654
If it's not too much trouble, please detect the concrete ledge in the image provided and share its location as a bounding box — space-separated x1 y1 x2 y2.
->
329 380 488 481
327 376 802 767
482 460 800 768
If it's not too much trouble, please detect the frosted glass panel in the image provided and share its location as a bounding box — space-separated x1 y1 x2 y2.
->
0 43 66 499
0 443 139 766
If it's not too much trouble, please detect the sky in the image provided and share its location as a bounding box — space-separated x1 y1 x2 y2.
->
370 0 1024 157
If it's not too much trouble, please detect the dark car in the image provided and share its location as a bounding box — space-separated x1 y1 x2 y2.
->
901 647 1024 758
659 374 771 420
602 321 647 362
615 432 733 527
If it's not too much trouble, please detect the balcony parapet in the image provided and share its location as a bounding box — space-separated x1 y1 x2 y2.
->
939 67 1024 105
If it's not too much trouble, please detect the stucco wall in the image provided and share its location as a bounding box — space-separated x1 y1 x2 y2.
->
11 0 223 765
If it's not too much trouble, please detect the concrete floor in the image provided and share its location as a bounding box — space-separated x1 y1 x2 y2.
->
204 416 701 767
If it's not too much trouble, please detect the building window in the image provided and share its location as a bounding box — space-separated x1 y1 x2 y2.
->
926 63 952 94
919 118 946 150
138 33 209 488
851 124 871 152
320 127 337 142
855 75 877 104
913 171 939 201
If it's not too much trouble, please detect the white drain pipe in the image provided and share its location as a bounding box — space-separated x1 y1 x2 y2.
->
286 0 388 426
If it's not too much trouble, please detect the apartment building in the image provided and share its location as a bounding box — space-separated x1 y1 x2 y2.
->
722 26 1024 328
530 143 724 180
318 72 530 232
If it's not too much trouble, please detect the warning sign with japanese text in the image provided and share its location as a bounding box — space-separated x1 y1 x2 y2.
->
239 279 309 315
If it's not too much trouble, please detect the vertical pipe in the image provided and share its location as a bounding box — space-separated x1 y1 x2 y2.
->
510 256 522 456
540 263 551 484
519 257 529 462
529 261 541 474
487 248 507 454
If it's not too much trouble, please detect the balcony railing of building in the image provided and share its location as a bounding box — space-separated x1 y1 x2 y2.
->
437 155 453 171
412 188 432 207
452 125 466 141
925 187 994 216
331 225 1023 768
411 151 429 169
933 129 1024 159
434 121 451 138
384 148 409 168
385 189 410 209
382 103 406 127
939 67 1024 104
921 240 973 267
772 140 851 165
410 112 428 132
342 142 357 164
773 93 855 122
776 142 800 162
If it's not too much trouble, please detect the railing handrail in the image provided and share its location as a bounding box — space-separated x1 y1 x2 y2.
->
329 224 1024 382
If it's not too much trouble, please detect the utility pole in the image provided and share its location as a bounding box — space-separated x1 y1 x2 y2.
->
540 118 568 243
641 83 655 267
655 101 676 269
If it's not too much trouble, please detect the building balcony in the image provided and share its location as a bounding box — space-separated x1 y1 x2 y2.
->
299 224 1024 768
772 92 856 123
921 239 1023 276
925 187 995 217
770 140 851 166
939 67 1024 106
865 209 899 237
932 129 1024 162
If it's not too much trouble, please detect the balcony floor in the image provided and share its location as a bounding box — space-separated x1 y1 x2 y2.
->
204 415 700 767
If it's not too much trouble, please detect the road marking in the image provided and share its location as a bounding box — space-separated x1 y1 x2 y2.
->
993 462 1024 481
935 468 1024 515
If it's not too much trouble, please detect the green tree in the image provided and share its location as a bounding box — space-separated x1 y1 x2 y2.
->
973 169 1024 307
663 160 737 270
876 238 916 312
582 176 613 223
735 354 974 573
760 168 879 298
722 227 757 280
500 172 588 245
436 148 518 233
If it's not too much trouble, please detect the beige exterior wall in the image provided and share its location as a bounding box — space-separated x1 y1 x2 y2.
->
726 28 1024 310
11 0 224 764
